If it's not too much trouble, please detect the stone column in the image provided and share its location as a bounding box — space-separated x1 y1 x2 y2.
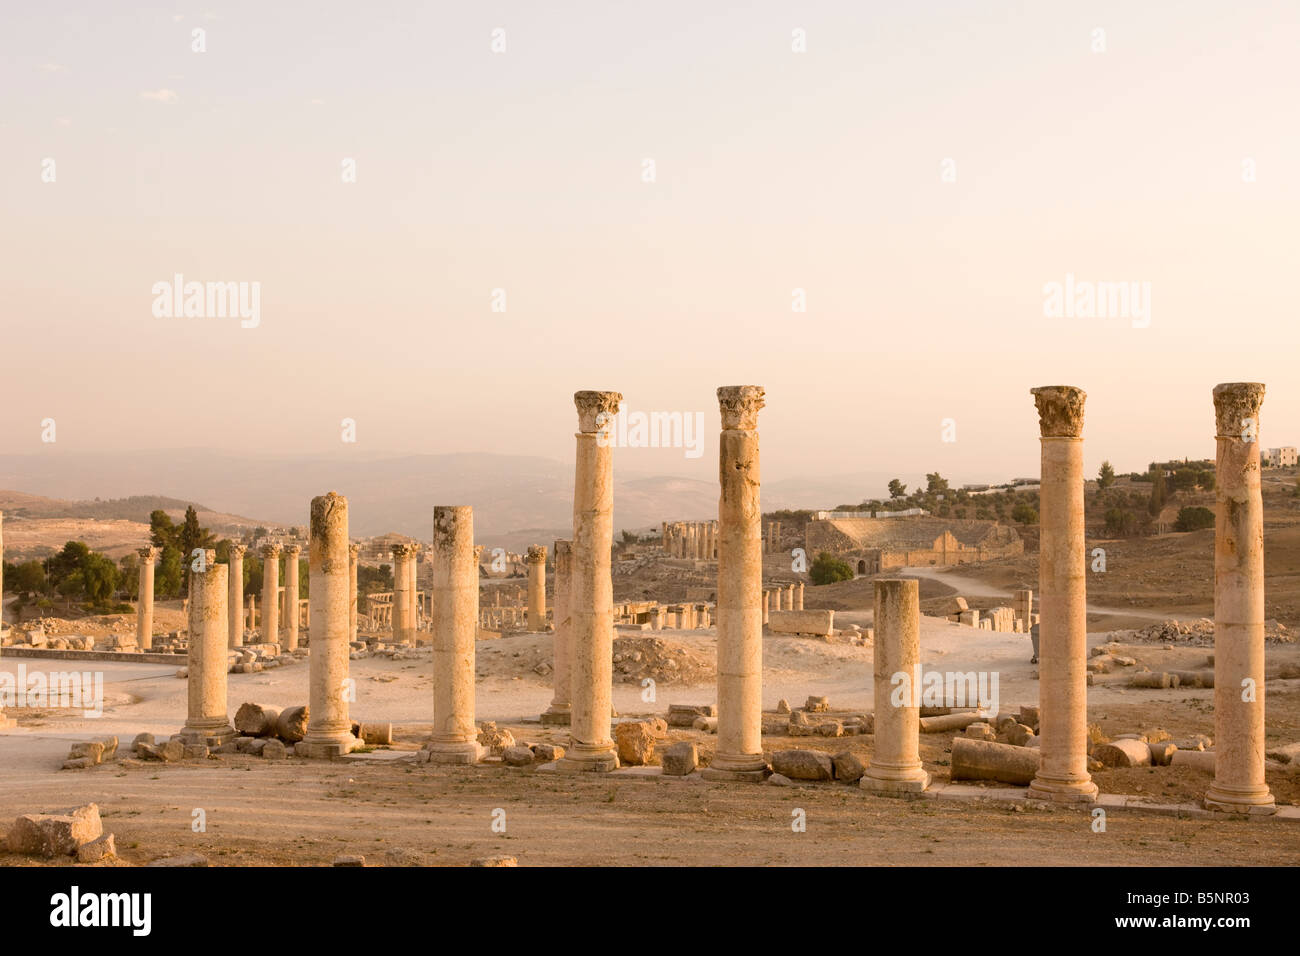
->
526 544 548 630
260 543 281 645
227 544 246 648
299 493 358 757
427 506 483 763
179 552 236 746
0 512 11 729
1027 386 1097 802
542 539 573 725
796 581 805 610
136 546 157 651
348 543 360 642
557 390 621 772
1206 383 1275 814
407 546 421 636
246 594 256 632
391 543 412 644
762 589 770 626
704 385 768 781
1014 588 1033 630
282 544 301 651
861 578 930 793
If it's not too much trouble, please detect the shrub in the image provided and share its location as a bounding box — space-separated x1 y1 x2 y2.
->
1174 506 1215 532
809 552 854 586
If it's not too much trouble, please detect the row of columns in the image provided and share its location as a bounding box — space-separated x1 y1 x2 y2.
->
760 582 804 622
662 520 718 560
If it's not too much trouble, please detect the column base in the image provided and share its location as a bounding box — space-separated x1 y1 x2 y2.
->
425 741 483 765
1028 775 1098 803
701 752 769 782
179 724 237 748
700 766 769 783
555 746 619 773
861 768 930 794
1204 784 1276 815
539 707 571 727
295 734 359 758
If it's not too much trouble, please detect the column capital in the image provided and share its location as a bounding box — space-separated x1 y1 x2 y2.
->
1213 382 1265 439
228 543 247 559
260 542 282 558
137 545 159 561
1031 385 1086 438
348 542 361 556
553 539 572 557
574 390 623 433
717 385 765 430
526 544 547 564
283 543 302 557
390 542 414 558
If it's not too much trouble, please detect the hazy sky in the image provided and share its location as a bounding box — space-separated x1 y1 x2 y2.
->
3 1 1298 497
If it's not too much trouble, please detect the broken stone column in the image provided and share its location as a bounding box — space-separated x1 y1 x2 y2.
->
427 506 482 764
136 545 157 651
260 543 281 645
861 578 929 793
556 390 621 773
704 385 768 782
1205 383 1275 814
348 543 360 642
282 544 301 651
227 544 246 648
298 493 358 757
1028 386 1097 803
526 544 547 630
391 543 412 644
180 552 236 746
542 539 573 725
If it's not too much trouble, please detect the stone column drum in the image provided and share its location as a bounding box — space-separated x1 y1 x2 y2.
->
427 506 483 763
179 552 236 746
228 544 246 648
298 493 358 757
348 543 360 642
1205 383 1275 814
391 543 412 644
136 545 158 651
556 390 622 772
1027 386 1097 803
260 543 281 645
542 539 573 725
861 578 929 792
282 544 301 651
526 544 548 630
704 385 769 782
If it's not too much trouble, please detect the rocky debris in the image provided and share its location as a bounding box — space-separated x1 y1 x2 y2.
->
814 720 843 737
667 703 716 728
76 832 117 863
1170 750 1215 773
138 740 185 762
611 636 713 685
964 722 997 741
131 732 155 752
234 702 281 737
950 738 1039 785
61 736 118 770
776 699 791 714
149 853 209 867
470 855 517 867
1265 742 1300 764
1173 734 1213 751
531 743 564 762
7 803 103 858
182 744 209 759
1004 723 1036 747
832 751 868 783
503 745 536 767
477 722 516 756
804 695 829 713
770 749 834 781
333 855 366 867
276 705 309 743
262 739 287 759
1129 618 1292 646
1093 739 1152 768
661 742 698 776
692 715 718 733
767 772 793 786
613 721 657 765
350 722 393 745
1131 671 1180 689
1149 741 1179 765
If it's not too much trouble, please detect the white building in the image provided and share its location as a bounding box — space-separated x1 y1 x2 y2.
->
1264 446 1297 467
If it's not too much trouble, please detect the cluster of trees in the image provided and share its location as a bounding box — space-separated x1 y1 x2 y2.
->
834 473 1040 525
1093 460 1216 537
3 541 133 613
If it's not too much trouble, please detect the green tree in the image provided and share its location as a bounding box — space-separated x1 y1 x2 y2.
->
82 552 121 606
1148 468 1167 516
925 472 949 494
119 552 140 600
1011 502 1038 525
156 546 183 600
48 541 91 586
150 509 178 550
1105 508 1137 536
1097 461 1115 490
1174 506 1215 532
888 479 907 499
5 560 47 595
809 552 854 585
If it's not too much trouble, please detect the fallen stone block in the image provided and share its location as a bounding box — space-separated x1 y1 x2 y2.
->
7 804 103 857
76 832 116 863
804 695 830 713
768 610 835 637
531 743 564 762
660 742 697 776
503 745 535 767
234 702 281 737
131 732 156 753
614 721 656 765
262 739 287 759
1093 739 1152 768
692 715 718 733
919 712 984 734
1149 741 1178 766
832 751 868 783
766 773 792 786
1170 750 1215 773
1131 672 1180 689
770 749 833 782
276 705 309 743
950 738 1038 786
333 855 365 867
667 704 716 728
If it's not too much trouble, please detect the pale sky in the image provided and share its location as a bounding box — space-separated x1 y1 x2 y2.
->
2 1 1298 494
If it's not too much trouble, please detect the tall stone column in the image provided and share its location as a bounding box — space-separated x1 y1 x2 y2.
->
542 539 573 725
299 493 358 757
260 543 281 645
427 506 483 763
246 594 256 632
407 546 421 636
1028 386 1097 802
704 385 768 781
556 390 621 773
762 589 770 626
228 544 246 648
179 552 236 746
526 545 548 630
1206 383 1275 814
136 546 157 651
861 578 929 793
348 543 360 642
282 544 301 651
391 543 412 644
